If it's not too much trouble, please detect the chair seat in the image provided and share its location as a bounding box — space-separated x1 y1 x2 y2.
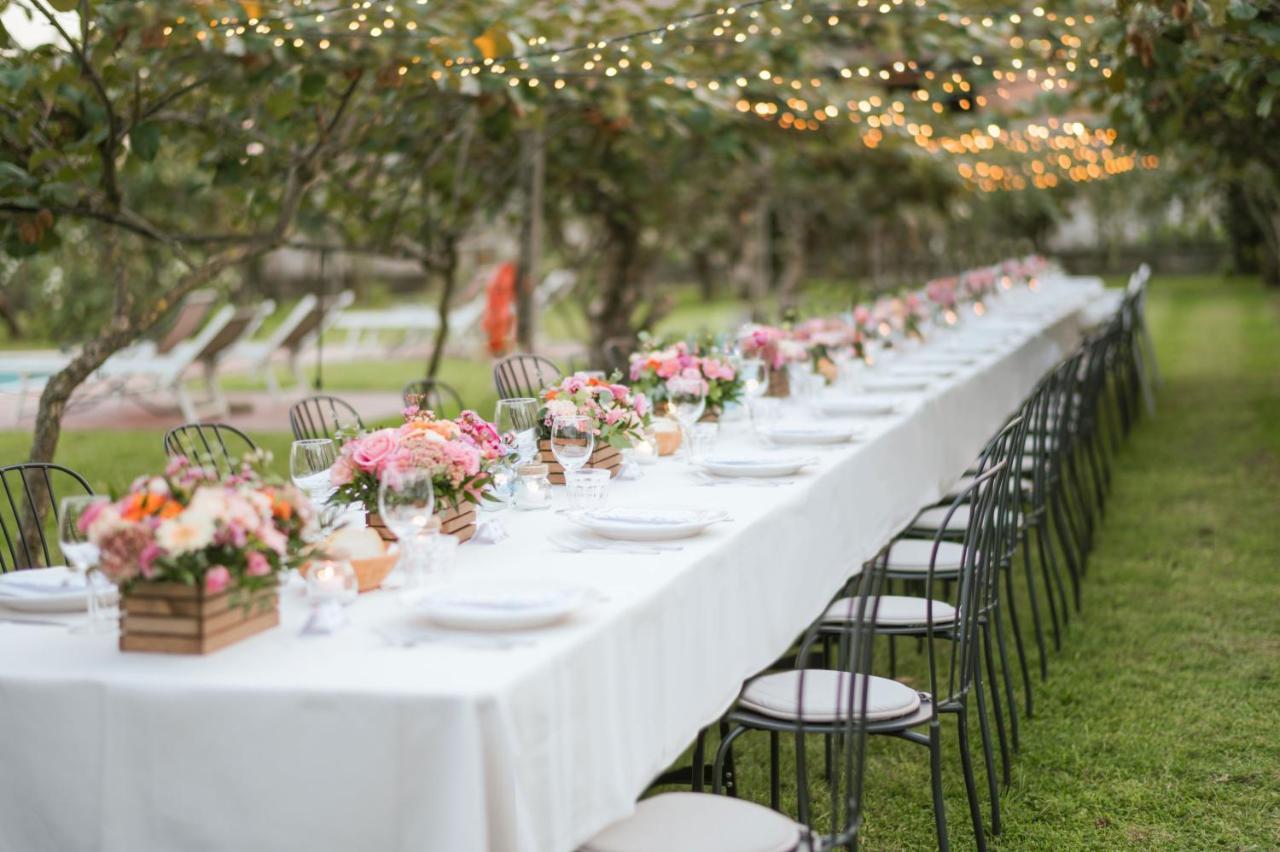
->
823 595 956 627
884 538 966 572
739 670 922 723
581 792 803 852
910 503 970 532
945 472 1032 501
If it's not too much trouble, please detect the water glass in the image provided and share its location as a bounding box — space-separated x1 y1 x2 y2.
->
58 495 114 634
495 398 540 465
748 398 782 444
688 422 720 462
739 358 768 400
565 468 610 511
422 533 459 583
551 415 595 473
290 439 337 508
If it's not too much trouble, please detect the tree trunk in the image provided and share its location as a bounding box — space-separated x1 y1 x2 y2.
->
425 238 459 378
589 218 648 365
515 127 546 351
0 289 21 339
777 203 807 311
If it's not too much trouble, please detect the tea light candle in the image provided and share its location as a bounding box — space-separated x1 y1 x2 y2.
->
634 432 658 465
514 463 552 511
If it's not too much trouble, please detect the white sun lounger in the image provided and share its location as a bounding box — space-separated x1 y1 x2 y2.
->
232 290 354 393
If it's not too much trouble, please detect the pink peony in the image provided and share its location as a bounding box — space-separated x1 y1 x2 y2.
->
246 551 271 577
329 456 355 486
138 542 165 580
205 565 231 594
350 429 400 474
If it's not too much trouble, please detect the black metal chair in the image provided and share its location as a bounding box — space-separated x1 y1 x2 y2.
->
0 462 94 571
586 544 881 852
493 353 562 400
162 422 257 477
402 379 465 417
289 395 365 441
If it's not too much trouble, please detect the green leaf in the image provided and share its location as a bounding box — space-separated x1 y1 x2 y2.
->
300 72 326 100
48 0 83 11
0 161 34 189
130 122 160 162
1228 0 1259 20
266 89 294 120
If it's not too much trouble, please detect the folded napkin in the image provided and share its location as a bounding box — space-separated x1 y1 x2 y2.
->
0 567 85 599
617 461 644 481
471 519 509 545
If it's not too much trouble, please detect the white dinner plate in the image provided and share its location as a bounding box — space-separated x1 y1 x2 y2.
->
568 507 729 541
887 364 960 378
761 423 859 445
416 580 588 631
696 454 814 478
0 567 116 613
812 396 899 417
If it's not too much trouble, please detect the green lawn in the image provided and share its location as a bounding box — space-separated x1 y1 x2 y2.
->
2 276 1278 848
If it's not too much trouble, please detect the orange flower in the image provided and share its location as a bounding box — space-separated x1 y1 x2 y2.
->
544 390 558 400
272 499 293 521
158 500 184 520
122 492 168 522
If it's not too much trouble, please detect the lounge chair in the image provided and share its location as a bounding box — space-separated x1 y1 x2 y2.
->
233 290 354 393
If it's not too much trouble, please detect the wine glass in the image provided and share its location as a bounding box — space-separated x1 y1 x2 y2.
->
377 467 437 589
290 439 337 509
551 414 595 474
58 495 113 634
495 397 540 465
739 358 768 400
666 378 707 458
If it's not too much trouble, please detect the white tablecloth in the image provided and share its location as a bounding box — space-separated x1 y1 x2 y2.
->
0 277 1110 852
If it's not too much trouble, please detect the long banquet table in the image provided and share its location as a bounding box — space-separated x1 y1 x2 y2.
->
0 276 1110 852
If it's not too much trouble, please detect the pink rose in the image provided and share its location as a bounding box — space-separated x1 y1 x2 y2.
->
350 429 399 473
246 551 271 577
205 565 231 594
329 456 355 486
76 499 108 535
138 542 165 580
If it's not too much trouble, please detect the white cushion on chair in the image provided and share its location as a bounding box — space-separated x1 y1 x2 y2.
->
884 538 966 572
911 503 970 532
823 595 956 627
738 670 922 723
581 792 802 852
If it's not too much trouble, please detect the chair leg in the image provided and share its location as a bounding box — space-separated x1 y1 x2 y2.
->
1003 554 1035 718
1034 519 1065 650
1050 488 1083 612
927 721 951 852
691 729 706 793
712 724 746 796
955 706 989 852
973 654 1005 835
1020 525 1050 683
769 731 781 811
992 596 1023 749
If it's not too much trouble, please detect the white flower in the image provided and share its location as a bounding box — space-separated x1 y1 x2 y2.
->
186 486 229 520
547 399 578 420
156 513 215 554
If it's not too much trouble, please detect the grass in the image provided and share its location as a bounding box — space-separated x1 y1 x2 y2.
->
2 276 1278 848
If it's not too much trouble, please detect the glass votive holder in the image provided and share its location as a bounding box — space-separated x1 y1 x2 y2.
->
306 559 359 607
632 428 660 465
482 461 516 511
564 468 610 511
422 533 459 582
513 463 553 511
689 422 720 462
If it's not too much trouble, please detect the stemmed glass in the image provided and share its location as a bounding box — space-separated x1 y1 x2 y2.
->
551 414 595 475
377 467 438 590
739 358 768 401
495 398 540 466
290 438 337 509
58 495 114 634
666 379 707 460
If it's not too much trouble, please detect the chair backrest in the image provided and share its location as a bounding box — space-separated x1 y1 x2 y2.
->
195 302 274 367
162 423 258 476
155 289 217 355
493 353 562 400
289 395 365 441
601 337 634 376
402 379 465 417
789 555 885 846
0 462 93 571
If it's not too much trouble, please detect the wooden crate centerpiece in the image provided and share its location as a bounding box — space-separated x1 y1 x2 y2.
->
366 501 477 544
538 439 624 484
120 581 278 655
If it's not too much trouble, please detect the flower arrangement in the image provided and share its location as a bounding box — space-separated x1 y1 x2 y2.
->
539 372 652 449
737 323 809 370
628 338 743 416
925 277 959 309
81 453 314 595
329 403 504 512
962 267 997 301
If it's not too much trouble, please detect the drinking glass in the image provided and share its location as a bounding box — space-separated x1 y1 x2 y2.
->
495 398 540 465
748 397 782 445
739 358 768 400
564 468 611 511
377 467 437 583
58 495 114 634
667 381 707 459
688 422 720 463
551 415 595 474
290 438 337 508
